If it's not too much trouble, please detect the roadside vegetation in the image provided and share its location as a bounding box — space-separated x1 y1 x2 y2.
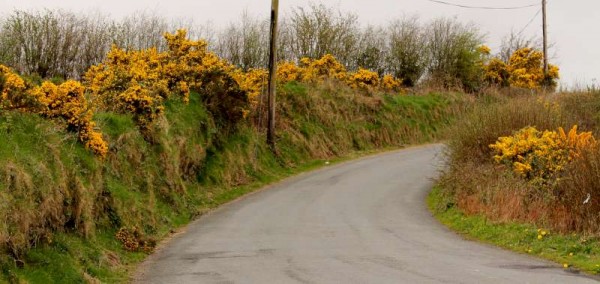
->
432 90 600 274
429 187 600 274
0 25 473 283
0 2 579 283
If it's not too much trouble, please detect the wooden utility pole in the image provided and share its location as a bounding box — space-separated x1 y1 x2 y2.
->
542 0 548 77
267 0 279 149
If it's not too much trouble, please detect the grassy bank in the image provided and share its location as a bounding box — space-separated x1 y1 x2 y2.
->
428 186 600 275
433 91 600 275
0 81 469 283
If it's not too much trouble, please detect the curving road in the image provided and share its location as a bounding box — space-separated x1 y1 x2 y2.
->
135 144 598 283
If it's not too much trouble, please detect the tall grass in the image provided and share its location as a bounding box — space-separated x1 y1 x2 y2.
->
439 91 600 235
555 146 600 233
447 95 571 163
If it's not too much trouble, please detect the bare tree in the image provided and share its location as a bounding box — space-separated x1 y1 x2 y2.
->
78 12 113 73
0 15 18 68
353 25 387 75
0 9 191 79
425 17 484 91
180 20 217 45
386 16 427 86
276 17 295 62
215 11 269 70
287 4 359 67
499 32 540 63
0 9 92 78
112 10 170 51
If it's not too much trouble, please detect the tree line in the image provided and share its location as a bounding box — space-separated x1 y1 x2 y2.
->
0 4 542 91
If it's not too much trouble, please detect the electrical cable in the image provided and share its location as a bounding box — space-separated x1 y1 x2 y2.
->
517 8 542 36
425 0 540 10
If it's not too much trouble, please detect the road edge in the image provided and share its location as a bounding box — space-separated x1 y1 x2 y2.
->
426 185 600 280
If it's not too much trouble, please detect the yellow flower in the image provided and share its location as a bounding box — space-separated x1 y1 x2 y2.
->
28 80 108 157
483 47 560 88
477 45 491 55
490 125 595 185
347 68 379 90
85 29 250 127
277 61 301 83
380 74 402 91
299 54 347 82
0 65 28 108
233 68 268 108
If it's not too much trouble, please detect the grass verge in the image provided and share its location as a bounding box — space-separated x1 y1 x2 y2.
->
428 186 600 275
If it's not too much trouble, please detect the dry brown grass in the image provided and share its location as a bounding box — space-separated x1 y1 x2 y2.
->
448 93 577 165
439 161 549 225
553 145 600 233
556 91 600 135
442 90 600 235
0 159 99 258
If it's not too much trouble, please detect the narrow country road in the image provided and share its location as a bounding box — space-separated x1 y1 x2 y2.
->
135 144 598 283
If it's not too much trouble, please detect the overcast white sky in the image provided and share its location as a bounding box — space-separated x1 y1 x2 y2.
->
1 0 598 88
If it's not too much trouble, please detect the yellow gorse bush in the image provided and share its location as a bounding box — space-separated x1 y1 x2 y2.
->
483 47 560 89
31 80 108 157
347 68 379 90
231 68 268 108
0 65 30 110
483 58 509 86
274 55 404 93
490 125 596 184
85 46 169 128
0 67 109 157
0 65 26 95
558 125 596 159
507 48 547 89
476 45 491 55
2 29 408 157
299 54 347 82
380 74 402 92
84 30 220 128
276 61 301 83
85 29 269 128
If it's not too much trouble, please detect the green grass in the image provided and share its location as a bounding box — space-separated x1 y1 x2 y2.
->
428 186 600 275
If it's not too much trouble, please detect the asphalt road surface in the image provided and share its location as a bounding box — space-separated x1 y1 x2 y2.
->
135 144 598 283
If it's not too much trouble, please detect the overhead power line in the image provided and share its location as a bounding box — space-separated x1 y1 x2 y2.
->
517 8 542 36
425 0 540 10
